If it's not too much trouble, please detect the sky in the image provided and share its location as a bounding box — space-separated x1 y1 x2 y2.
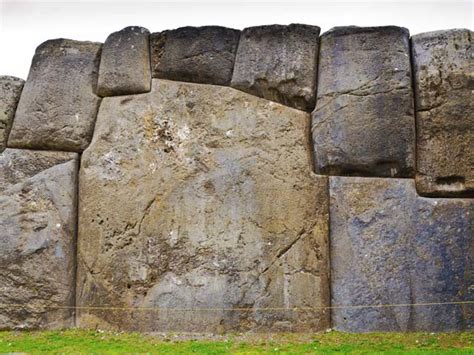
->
0 0 472 79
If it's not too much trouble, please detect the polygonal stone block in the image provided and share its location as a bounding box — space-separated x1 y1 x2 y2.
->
97 26 151 97
150 26 240 86
330 176 473 332
0 149 78 329
312 26 415 177
231 24 320 111
8 39 102 152
412 29 473 197
0 76 24 152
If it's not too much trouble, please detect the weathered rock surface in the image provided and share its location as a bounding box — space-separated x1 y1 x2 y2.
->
97 26 151 97
150 26 240 86
0 76 24 152
0 149 78 329
231 24 320 112
412 29 473 197
8 39 102 152
330 176 473 332
76 79 330 333
312 26 415 177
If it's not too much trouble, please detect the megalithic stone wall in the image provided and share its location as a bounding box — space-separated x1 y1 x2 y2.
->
0 24 472 332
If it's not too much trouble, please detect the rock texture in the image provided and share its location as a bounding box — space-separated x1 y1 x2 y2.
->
8 39 102 152
0 149 78 330
150 26 240 86
330 176 473 332
312 26 415 177
0 76 24 152
231 24 320 112
412 29 473 197
76 79 330 333
97 26 151 97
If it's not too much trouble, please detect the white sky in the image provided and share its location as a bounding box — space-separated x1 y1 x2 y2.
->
0 0 472 79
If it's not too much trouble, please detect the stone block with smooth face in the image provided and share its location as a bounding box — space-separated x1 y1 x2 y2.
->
312 26 415 177
97 26 151 97
0 76 24 152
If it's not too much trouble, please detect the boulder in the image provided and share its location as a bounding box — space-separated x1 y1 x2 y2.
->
312 26 415 177
0 76 24 152
231 24 320 111
150 26 240 86
330 176 473 332
76 79 330 333
0 149 78 329
8 39 102 152
97 26 151 97
412 29 473 197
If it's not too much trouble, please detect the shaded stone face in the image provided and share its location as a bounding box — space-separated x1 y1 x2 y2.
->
0 76 24 152
231 24 320 112
312 26 415 177
150 26 240 86
0 149 78 330
412 29 473 197
8 39 102 152
97 26 151 97
330 176 473 332
76 79 330 333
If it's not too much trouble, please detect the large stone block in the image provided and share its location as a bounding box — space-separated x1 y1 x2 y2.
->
0 76 24 152
0 149 78 329
312 26 415 177
231 24 320 112
150 26 240 86
76 79 330 333
8 39 102 152
330 176 473 332
97 26 151 97
412 29 473 197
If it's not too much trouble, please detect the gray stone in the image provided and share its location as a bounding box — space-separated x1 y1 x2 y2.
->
412 29 473 197
231 24 320 112
0 149 78 330
97 26 151 97
8 39 102 152
330 176 473 332
312 26 415 177
0 76 24 152
150 26 240 86
76 79 330 333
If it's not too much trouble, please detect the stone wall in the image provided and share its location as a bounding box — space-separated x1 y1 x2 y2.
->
0 24 472 332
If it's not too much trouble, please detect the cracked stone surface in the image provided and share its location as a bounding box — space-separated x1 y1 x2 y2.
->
97 26 151 97
76 79 330 333
150 26 240 86
0 76 24 152
412 29 473 197
312 26 415 177
330 176 473 332
8 39 102 152
231 24 320 112
0 149 78 329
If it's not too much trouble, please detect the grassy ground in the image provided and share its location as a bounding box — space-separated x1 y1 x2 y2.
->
0 329 472 354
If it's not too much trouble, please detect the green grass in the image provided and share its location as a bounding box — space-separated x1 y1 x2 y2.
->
0 329 472 354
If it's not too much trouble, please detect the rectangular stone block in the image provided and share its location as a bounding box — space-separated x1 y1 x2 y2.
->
0 149 78 329
231 24 320 112
412 29 473 197
0 76 24 152
76 79 330 333
8 39 102 152
150 26 240 86
97 26 151 97
330 176 473 332
312 26 415 177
